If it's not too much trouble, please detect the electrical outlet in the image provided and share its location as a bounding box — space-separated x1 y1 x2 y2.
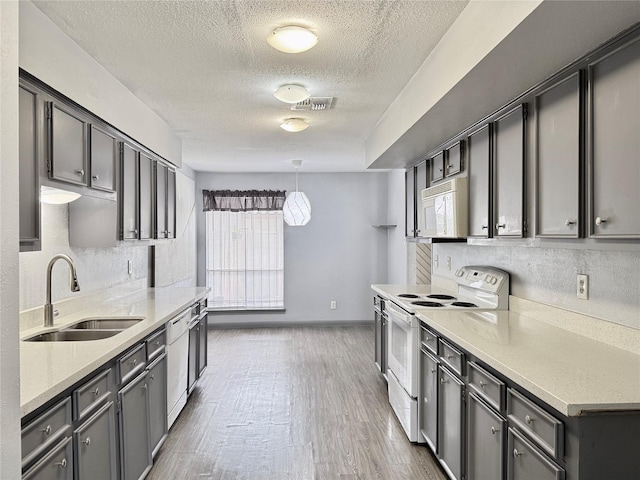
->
577 274 589 300
128 260 133 276
446 257 452 271
434 255 439 268
330 301 337 310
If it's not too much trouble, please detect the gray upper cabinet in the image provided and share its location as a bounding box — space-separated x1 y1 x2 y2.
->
405 167 416 237
139 153 153 240
431 152 445 182
19 82 41 252
536 73 582 238
48 102 88 186
415 161 427 236
589 37 640 238
155 162 167 238
494 104 527 237
467 125 492 238
445 141 464 177
89 125 116 192
120 143 139 240
167 169 176 239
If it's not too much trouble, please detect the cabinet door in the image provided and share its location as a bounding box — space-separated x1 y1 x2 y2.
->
120 144 139 240
415 162 428 236
19 84 41 251
445 141 464 177
508 428 565 480
74 401 117 480
147 355 168 458
405 167 416 237
155 162 167 238
48 102 87 186
419 348 439 452
589 38 640 237
118 372 152 480
374 308 382 372
431 152 445 182
438 365 465 480
188 323 199 394
494 105 526 237
467 125 492 237
536 73 582 237
22 437 73 480
139 153 153 240
89 125 116 192
198 317 208 378
468 392 506 480
167 169 176 239
380 312 388 377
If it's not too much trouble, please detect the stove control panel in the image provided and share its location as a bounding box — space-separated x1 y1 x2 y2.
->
454 266 509 294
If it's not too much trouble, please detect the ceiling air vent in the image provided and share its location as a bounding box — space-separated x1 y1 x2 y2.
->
291 97 334 111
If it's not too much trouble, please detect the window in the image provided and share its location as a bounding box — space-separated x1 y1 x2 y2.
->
203 190 285 310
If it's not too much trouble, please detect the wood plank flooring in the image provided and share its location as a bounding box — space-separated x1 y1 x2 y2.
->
147 326 447 480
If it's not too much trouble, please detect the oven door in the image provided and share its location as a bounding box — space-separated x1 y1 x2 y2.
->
387 302 419 398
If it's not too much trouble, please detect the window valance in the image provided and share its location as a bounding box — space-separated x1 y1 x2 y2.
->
202 190 286 212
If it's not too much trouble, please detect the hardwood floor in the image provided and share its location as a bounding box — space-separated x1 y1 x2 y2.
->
147 326 447 480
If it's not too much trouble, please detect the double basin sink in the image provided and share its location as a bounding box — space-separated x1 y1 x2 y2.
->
24 317 145 342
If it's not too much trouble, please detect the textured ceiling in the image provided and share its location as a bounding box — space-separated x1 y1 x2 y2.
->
32 0 468 172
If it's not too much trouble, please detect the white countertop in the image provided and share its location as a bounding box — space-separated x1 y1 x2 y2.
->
373 285 640 417
20 286 208 417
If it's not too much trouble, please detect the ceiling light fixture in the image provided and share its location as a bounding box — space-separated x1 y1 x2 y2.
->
40 186 81 205
274 84 310 104
283 160 311 226
267 26 318 53
280 118 309 133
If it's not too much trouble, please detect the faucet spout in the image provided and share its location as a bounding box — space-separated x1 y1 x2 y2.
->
44 254 81 327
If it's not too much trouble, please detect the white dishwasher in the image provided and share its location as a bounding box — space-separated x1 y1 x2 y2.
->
166 307 191 428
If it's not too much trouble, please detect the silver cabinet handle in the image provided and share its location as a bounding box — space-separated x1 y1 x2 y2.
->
513 449 523 458
82 437 91 446
130 358 137 366
525 414 534 424
93 387 100 396
440 378 448 384
431 369 437 374
595 216 607 226
155 340 161 346
141 383 148 390
42 425 52 435
76 169 85 176
491 426 499 435
496 223 506 229
446 354 454 360
565 219 576 227
92 175 99 180
481 225 488 230
55 458 67 468
131 229 138 234
479 381 487 389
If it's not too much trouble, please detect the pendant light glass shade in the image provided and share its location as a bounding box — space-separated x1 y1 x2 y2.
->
267 26 318 53
283 160 311 226
280 118 309 132
40 186 81 204
274 84 310 104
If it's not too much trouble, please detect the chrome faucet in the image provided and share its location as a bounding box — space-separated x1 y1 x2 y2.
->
44 254 81 327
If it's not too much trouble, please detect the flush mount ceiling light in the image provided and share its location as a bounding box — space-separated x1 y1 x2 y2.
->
40 186 81 205
280 118 309 133
274 84 310 104
283 160 311 226
267 26 318 53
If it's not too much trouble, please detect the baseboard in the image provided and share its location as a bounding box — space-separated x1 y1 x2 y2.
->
208 319 372 329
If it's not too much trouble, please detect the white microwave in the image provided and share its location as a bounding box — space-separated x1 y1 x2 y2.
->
421 177 468 238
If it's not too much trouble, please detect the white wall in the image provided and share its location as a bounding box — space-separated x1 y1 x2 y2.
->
19 1 182 167
0 1 22 476
196 172 388 325
386 169 408 284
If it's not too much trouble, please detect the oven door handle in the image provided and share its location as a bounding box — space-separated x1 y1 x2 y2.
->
389 311 413 328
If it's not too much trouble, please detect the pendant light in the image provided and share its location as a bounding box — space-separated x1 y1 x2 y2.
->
283 160 311 226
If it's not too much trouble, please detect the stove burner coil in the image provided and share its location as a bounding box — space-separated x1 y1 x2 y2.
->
411 301 445 307
398 294 420 298
427 294 456 300
451 301 478 308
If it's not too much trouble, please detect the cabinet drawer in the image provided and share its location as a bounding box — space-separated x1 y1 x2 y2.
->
420 325 438 355
117 343 147 386
22 398 72 470
507 388 564 459
146 328 166 362
23 436 73 480
73 368 112 421
468 361 505 413
508 427 565 480
438 338 465 377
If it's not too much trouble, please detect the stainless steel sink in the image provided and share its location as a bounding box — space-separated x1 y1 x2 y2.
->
65 317 145 330
24 330 122 342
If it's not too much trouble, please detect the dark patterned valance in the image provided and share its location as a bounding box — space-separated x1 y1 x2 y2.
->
202 190 286 212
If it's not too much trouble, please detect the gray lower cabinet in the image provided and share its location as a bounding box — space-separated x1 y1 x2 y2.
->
23 437 73 480
118 371 152 480
198 316 208 378
508 428 564 480
47 101 88 186
147 354 168 458
419 347 439 452
438 365 465 480
188 320 199 394
467 392 506 480
73 402 117 480
19 82 41 252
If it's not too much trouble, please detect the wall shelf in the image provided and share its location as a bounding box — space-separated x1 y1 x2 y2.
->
372 224 397 228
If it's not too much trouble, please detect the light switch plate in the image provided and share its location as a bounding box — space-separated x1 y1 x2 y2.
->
128 260 133 276
577 274 589 300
